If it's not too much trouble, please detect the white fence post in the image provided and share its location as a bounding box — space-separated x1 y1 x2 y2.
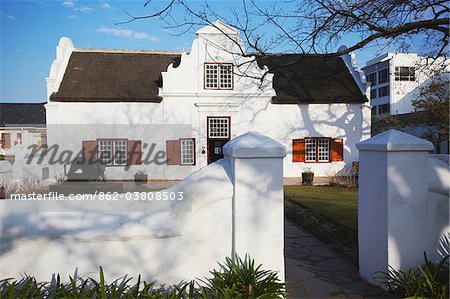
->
223 131 287 281
356 129 434 284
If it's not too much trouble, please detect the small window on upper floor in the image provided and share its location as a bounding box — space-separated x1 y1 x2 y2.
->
378 103 390 114
378 86 389 97
204 63 233 90
394 66 415 81
367 73 377 85
378 68 389 84
370 88 378 99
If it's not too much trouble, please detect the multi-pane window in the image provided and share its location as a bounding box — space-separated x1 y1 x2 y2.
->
98 140 113 165
378 68 389 84
114 140 127 165
305 138 330 162
317 139 330 162
98 140 128 166
378 103 390 114
305 139 317 162
378 86 389 97
208 117 229 138
367 73 376 85
204 63 233 90
370 89 377 99
180 139 195 165
394 66 415 81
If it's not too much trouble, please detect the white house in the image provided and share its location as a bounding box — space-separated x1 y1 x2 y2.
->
0 103 47 165
44 20 371 180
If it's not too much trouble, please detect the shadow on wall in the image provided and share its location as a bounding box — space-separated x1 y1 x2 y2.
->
0 137 285 285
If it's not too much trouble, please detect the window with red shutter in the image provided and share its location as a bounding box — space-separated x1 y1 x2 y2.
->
1 133 11 149
82 140 97 159
166 140 181 165
292 139 305 162
331 138 344 162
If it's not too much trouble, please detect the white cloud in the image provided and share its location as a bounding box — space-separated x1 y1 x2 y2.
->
101 3 112 9
61 1 75 8
75 5 93 13
68 15 78 19
62 1 93 13
4 15 15 20
96 27 159 42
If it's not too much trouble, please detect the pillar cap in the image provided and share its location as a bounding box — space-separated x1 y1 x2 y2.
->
357 129 434 152
224 131 287 158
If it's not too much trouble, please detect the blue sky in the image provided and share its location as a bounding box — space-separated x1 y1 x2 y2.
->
1 0 400 103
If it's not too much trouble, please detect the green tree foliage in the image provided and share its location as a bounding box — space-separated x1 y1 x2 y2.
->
371 114 402 136
411 76 449 154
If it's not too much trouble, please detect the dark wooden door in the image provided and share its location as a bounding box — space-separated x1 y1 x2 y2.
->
207 139 229 163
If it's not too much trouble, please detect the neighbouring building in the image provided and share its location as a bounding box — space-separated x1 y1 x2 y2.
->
0 103 47 164
44 20 371 180
362 52 449 115
363 53 449 154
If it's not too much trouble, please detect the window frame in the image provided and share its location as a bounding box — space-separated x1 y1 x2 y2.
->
180 138 196 166
378 85 389 97
378 103 390 114
97 138 128 166
394 66 416 81
204 63 234 90
378 68 389 84
366 72 377 85
207 117 231 139
304 137 331 163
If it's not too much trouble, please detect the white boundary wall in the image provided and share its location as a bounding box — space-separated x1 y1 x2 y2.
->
357 130 450 284
0 131 286 284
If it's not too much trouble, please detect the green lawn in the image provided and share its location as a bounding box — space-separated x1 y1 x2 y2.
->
284 185 358 231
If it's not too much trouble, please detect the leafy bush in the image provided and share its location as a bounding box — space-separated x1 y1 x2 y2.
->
201 255 286 298
0 256 286 298
374 253 449 299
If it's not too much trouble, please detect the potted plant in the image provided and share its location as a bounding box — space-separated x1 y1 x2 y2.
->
302 167 314 185
134 169 148 185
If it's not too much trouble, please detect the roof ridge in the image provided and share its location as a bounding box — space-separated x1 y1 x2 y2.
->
74 48 183 55
0 102 46 105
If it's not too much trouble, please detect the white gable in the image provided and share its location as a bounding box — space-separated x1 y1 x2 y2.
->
161 20 273 96
195 20 239 38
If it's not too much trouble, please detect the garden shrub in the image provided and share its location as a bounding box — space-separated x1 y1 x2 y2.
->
0 255 286 298
374 253 449 299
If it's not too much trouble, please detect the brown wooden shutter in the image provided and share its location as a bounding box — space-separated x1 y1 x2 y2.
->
292 139 305 162
331 138 344 162
82 140 97 158
1 133 11 149
166 140 181 165
128 140 142 165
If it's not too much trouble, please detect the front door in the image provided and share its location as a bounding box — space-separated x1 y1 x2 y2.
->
207 117 230 164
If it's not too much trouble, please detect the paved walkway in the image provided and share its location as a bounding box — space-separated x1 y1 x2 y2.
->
285 220 387 298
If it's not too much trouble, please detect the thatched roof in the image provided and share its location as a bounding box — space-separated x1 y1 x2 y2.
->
0 103 46 127
257 54 368 104
51 50 366 104
50 51 181 102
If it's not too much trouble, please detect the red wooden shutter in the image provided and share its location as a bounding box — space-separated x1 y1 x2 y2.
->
292 139 305 162
128 140 142 165
82 140 97 158
331 138 344 162
166 140 181 165
1 133 11 149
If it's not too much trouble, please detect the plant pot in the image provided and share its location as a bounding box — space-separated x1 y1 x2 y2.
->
134 174 148 185
302 172 314 184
